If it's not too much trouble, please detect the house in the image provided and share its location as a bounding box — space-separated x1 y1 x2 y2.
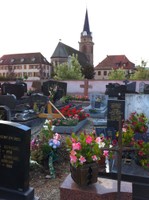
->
94 55 135 79
51 9 94 72
0 52 52 80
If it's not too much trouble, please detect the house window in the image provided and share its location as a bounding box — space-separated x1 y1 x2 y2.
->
98 71 101 75
104 71 107 76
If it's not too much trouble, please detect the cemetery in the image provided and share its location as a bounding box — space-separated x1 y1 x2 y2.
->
0 79 149 199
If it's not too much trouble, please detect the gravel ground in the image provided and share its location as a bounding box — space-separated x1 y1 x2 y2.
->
30 118 95 200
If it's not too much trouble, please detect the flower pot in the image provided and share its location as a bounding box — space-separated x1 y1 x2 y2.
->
70 162 98 186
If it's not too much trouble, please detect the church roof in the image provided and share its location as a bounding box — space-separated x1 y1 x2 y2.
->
51 42 89 66
94 55 135 70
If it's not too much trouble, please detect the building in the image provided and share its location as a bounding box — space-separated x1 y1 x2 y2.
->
94 55 135 79
51 9 94 68
0 52 52 80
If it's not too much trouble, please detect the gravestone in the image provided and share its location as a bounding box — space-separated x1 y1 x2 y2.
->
0 120 39 200
0 106 11 121
144 84 149 94
42 80 67 102
105 83 126 100
139 82 145 93
1 83 25 100
107 99 125 131
125 94 149 132
126 82 136 93
29 93 49 111
0 95 16 110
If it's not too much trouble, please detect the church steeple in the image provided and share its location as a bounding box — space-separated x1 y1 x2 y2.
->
79 9 94 66
82 9 91 36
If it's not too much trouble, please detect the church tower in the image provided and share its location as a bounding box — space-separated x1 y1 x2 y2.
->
79 9 94 66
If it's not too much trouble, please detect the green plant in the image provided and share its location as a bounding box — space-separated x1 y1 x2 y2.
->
134 140 149 170
30 120 61 164
65 132 113 168
116 125 135 146
124 112 148 134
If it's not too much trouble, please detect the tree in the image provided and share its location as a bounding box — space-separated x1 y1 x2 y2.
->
108 68 126 80
54 54 84 80
130 60 149 80
81 64 95 79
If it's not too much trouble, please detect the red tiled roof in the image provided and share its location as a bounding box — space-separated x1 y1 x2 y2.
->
0 52 51 65
94 55 135 70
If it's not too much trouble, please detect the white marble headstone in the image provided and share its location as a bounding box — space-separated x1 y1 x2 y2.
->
125 94 149 122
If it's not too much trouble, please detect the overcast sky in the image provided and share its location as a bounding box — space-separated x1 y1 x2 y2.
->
0 0 149 66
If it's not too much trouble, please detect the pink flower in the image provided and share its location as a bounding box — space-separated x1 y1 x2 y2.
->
70 150 76 156
70 155 77 164
53 133 61 140
103 150 109 157
79 156 86 164
86 135 93 144
72 142 81 150
95 137 102 143
92 155 97 161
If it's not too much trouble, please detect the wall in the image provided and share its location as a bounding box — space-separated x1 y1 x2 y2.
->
1 80 149 95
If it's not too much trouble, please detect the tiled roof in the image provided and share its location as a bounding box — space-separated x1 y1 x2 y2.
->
0 52 51 65
94 55 135 70
51 42 89 67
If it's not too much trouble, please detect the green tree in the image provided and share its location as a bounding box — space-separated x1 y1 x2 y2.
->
108 68 126 80
130 60 149 80
54 54 84 80
81 64 95 79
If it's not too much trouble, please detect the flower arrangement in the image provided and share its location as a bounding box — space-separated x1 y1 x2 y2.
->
65 132 113 168
60 95 89 103
124 112 148 134
134 140 149 170
30 120 61 165
59 105 89 121
52 105 89 126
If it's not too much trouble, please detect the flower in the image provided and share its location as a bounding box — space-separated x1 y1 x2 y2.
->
52 105 89 126
66 132 113 168
30 120 61 165
124 112 148 134
61 95 89 102
116 125 135 146
134 140 149 170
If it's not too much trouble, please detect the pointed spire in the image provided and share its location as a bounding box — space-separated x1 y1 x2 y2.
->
82 9 91 36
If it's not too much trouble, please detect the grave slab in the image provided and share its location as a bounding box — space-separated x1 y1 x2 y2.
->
60 174 132 200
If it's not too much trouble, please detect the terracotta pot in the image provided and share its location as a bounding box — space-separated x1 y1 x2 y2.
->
70 162 98 186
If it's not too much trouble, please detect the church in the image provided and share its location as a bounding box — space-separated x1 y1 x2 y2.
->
51 9 135 80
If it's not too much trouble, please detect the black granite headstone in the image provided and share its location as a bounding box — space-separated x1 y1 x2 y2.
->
1 83 25 100
107 99 125 131
0 120 39 200
0 106 11 121
42 80 67 100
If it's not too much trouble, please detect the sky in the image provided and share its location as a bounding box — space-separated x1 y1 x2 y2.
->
0 0 149 66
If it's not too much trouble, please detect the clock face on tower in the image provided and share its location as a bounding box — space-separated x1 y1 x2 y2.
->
82 31 87 36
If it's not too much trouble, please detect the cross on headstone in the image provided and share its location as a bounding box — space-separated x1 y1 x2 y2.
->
80 79 92 96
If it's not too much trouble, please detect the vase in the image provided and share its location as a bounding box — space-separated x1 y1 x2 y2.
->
70 162 98 186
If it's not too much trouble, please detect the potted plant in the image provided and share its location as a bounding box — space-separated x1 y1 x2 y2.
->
65 131 113 186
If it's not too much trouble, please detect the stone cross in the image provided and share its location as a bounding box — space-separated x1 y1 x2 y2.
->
80 79 92 96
